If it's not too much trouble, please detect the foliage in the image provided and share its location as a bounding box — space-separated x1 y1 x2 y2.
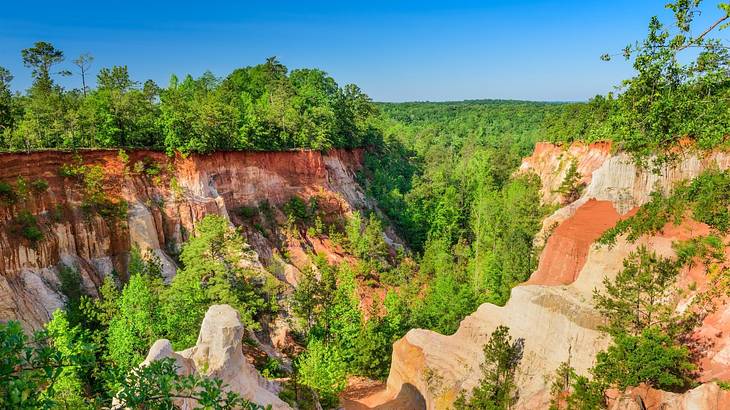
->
593 246 680 337
58 265 85 324
343 211 391 275
162 215 274 348
114 358 265 410
583 244 697 401
600 169 730 245
0 319 263 410
352 300 402 379
2 45 379 152
592 326 694 391
283 195 319 230
106 272 163 375
30 178 49 193
295 339 348 409
455 325 525 410
58 160 128 220
0 181 16 205
292 264 337 334
542 1 730 160
12 210 44 244
0 320 94 409
359 100 549 335
548 362 605 410
553 159 584 204
44 310 96 409
672 234 725 267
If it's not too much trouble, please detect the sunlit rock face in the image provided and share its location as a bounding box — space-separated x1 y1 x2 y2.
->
121 304 291 410
377 143 730 410
0 148 367 332
607 382 730 410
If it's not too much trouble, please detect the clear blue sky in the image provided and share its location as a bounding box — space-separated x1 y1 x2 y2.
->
1 0 727 101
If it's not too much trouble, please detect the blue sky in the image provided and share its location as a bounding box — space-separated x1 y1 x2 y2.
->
1 0 728 101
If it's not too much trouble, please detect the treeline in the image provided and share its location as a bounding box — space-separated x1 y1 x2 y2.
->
0 43 379 153
541 2 730 160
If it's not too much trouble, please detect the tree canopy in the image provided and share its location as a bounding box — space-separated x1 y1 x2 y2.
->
0 48 379 153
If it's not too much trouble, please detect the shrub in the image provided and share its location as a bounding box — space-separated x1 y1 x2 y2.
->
117 149 129 165
14 176 29 200
553 159 584 204
58 163 85 179
260 357 285 380
234 205 258 219
296 339 347 408
592 327 694 391
283 196 312 224
30 178 49 193
14 210 43 244
600 170 730 246
0 181 16 205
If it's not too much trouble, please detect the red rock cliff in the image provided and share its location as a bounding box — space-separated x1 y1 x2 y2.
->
0 149 366 331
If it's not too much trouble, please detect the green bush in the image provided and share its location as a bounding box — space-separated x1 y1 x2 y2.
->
234 205 258 219
14 210 43 244
284 196 314 224
296 339 348 408
30 178 49 193
0 181 16 204
592 327 694 391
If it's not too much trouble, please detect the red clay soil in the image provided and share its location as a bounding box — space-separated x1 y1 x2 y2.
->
341 376 426 410
527 199 622 286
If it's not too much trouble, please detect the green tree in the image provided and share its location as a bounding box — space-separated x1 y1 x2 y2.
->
21 41 68 94
296 339 348 409
545 0 730 159
292 265 336 334
44 310 96 409
162 215 272 349
85 65 162 147
592 326 694 391
106 272 163 374
593 246 680 337
0 66 12 135
0 320 94 409
455 325 524 410
58 265 86 325
553 159 584 204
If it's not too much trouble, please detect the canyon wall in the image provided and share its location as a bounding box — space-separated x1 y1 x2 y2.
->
378 143 730 409
0 148 368 332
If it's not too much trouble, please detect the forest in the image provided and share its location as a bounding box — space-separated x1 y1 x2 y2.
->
1 0 730 409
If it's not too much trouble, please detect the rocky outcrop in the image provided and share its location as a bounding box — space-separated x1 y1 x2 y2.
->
518 141 612 205
0 149 367 331
376 143 730 409
608 383 730 410
131 304 291 409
